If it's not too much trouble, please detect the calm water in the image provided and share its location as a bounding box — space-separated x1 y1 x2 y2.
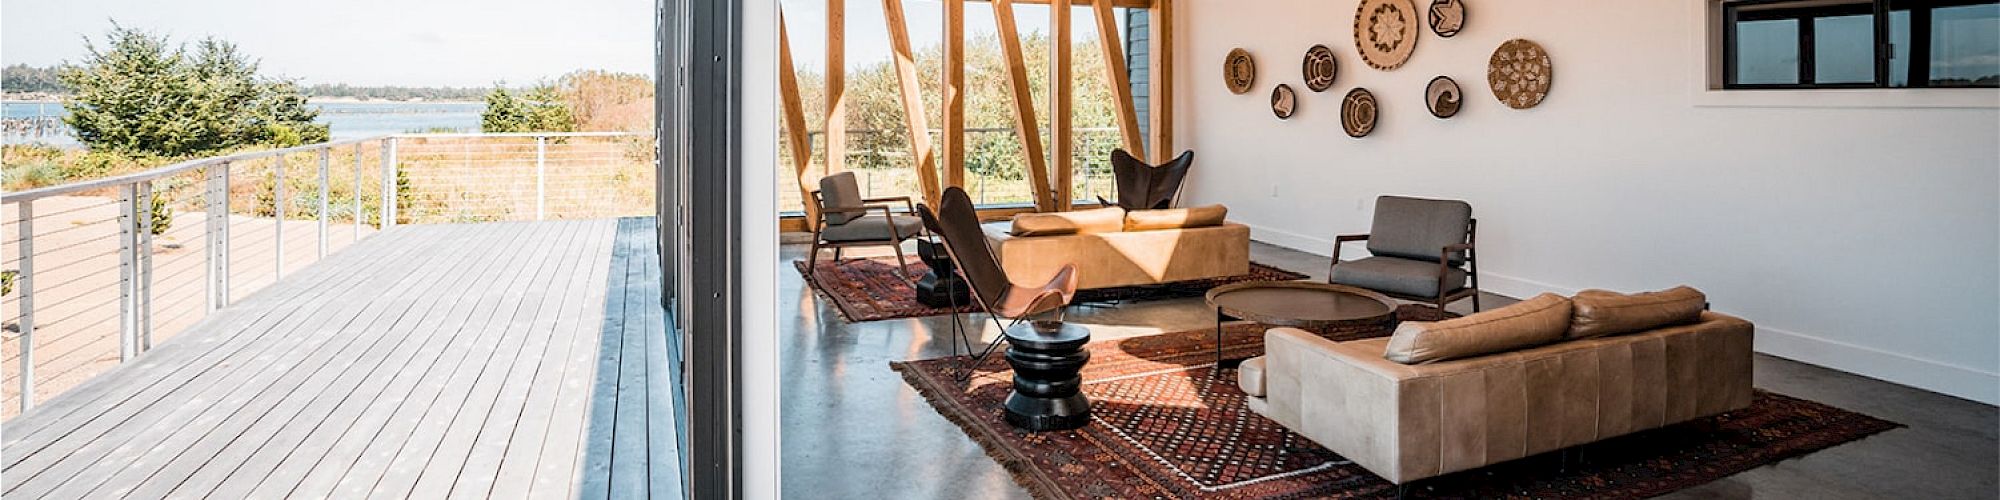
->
2 101 486 148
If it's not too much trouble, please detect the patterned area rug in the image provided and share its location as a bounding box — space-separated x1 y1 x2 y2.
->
795 257 1310 322
891 315 1901 499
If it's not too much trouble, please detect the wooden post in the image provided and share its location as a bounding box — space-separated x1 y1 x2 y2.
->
942 0 967 189
993 0 1058 212
779 10 820 226
1094 0 1147 161
883 0 944 209
826 0 848 175
1149 0 1176 163
1052 0 1074 211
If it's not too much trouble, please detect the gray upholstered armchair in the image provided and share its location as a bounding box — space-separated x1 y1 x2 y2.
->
808 171 926 276
1329 196 1481 311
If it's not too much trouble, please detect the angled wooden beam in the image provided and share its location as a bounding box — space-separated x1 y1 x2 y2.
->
993 0 1057 211
981 0 1150 6
1052 0 1074 211
882 0 943 209
942 0 967 189
778 10 819 226
1093 0 1146 162
826 0 847 174
1149 0 1175 163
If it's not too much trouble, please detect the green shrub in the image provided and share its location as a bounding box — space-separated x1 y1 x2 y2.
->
58 24 328 157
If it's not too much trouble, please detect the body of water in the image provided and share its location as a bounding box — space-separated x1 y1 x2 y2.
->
2 101 486 148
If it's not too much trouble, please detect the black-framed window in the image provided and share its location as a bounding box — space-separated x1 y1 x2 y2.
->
1723 0 2000 88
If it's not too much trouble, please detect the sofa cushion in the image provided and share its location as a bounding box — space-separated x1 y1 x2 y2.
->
1366 195 1472 264
1567 286 1707 339
817 172 865 225
821 213 924 242
1237 356 1267 397
1384 293 1572 364
1124 204 1228 231
1331 256 1468 298
1009 207 1125 236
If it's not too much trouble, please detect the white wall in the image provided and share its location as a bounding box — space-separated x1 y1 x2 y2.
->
1173 0 2000 404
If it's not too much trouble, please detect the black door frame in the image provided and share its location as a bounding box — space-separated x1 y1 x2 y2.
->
661 0 745 497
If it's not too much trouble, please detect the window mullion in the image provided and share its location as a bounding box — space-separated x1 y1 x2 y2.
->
1912 5 1934 87
1874 0 1890 87
1800 16 1816 85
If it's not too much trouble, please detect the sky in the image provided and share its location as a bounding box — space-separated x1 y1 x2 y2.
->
0 0 1129 87
1 0 656 87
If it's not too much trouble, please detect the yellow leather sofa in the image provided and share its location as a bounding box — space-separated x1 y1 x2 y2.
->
1237 288 1753 485
981 205 1251 289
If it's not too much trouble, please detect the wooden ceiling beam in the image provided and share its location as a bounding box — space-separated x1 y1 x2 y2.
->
1149 0 1175 163
1093 0 1146 162
1052 0 1074 211
976 0 1150 7
942 0 967 189
778 9 819 226
882 0 944 209
826 0 847 174
993 0 1057 212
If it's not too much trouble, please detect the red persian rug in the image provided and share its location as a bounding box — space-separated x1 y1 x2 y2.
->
796 257 1310 322
891 317 1901 499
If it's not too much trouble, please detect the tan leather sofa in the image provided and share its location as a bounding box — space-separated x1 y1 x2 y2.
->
981 205 1250 289
1237 290 1753 485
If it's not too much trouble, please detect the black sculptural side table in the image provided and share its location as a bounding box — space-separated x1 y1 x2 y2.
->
1001 321 1092 431
914 239 971 307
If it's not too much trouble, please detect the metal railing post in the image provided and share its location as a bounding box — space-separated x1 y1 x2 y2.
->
536 136 547 220
381 138 397 228
353 143 363 240
318 147 329 259
118 184 136 362
208 162 231 310
274 154 286 279
16 201 35 413
137 181 154 351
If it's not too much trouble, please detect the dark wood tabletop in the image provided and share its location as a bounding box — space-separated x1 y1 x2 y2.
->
1204 281 1399 328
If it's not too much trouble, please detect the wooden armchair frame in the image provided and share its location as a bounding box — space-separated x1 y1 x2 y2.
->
806 191 925 277
1328 218 1481 312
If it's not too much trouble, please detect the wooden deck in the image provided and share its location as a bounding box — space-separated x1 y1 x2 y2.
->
1 218 684 499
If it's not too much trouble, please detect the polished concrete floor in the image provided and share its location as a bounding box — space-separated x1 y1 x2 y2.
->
778 239 1998 499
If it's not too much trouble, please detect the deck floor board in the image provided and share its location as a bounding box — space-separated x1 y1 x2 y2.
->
1 219 682 499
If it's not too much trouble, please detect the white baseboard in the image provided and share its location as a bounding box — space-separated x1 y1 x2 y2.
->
1244 222 2000 406
1753 325 2000 405
1243 222 1363 261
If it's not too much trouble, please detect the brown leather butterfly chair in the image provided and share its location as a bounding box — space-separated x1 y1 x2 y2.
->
919 187 1079 373
1097 149 1194 210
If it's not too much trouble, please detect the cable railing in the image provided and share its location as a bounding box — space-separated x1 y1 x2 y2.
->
777 127 1128 213
0 131 653 418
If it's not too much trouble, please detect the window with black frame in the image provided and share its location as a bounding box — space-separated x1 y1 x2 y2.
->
1723 0 2000 88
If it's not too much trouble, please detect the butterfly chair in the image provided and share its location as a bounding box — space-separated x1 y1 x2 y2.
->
1096 149 1194 210
919 187 1079 379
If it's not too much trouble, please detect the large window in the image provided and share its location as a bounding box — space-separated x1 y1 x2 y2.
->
1724 0 1999 88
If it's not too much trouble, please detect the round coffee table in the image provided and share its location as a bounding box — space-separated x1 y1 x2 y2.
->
1204 281 1399 370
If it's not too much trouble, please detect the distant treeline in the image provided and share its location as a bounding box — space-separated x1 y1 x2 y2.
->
3 64 65 94
4 64 490 101
303 83 491 101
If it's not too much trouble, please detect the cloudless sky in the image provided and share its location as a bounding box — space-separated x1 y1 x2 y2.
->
2 0 1128 87
2 0 655 87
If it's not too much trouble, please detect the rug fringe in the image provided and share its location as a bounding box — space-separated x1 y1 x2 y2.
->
890 361 1068 500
